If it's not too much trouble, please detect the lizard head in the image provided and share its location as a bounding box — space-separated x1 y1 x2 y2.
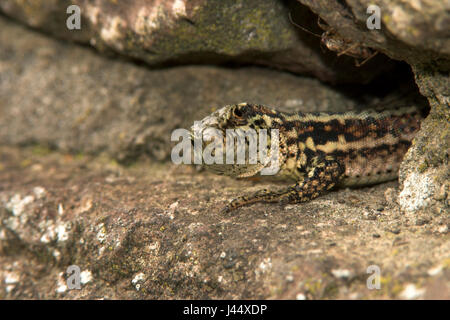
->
190 103 278 177
192 103 277 133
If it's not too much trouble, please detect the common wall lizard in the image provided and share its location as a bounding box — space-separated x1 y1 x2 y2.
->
192 103 424 213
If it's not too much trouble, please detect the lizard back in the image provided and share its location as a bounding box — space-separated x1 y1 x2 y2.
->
274 106 423 186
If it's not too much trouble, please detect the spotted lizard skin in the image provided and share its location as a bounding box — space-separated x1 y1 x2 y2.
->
192 103 424 213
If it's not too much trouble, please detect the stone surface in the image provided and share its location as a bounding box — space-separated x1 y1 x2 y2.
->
0 0 448 299
0 146 449 299
0 17 382 163
0 0 394 84
398 64 449 215
297 0 450 64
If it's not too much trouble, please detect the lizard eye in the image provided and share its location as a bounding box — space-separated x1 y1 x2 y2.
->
233 107 243 118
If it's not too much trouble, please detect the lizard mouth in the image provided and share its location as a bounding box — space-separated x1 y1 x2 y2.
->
189 106 228 172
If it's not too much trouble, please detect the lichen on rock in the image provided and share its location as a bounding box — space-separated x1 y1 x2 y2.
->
0 0 449 299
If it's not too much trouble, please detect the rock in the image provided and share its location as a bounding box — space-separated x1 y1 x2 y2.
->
0 16 378 163
1 1 447 213
399 284 425 300
297 0 450 63
0 0 394 84
0 0 449 299
1 146 449 299
331 269 354 280
398 65 449 214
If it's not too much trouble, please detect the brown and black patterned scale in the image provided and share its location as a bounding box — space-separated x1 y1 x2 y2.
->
193 103 424 212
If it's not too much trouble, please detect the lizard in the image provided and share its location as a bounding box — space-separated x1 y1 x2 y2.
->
191 102 424 213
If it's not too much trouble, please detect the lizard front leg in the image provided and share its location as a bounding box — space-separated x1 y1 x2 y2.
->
221 156 345 213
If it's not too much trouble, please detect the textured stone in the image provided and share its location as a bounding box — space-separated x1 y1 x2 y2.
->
0 17 371 163
0 0 449 299
398 64 449 214
0 0 394 83
1 146 449 299
297 0 450 63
